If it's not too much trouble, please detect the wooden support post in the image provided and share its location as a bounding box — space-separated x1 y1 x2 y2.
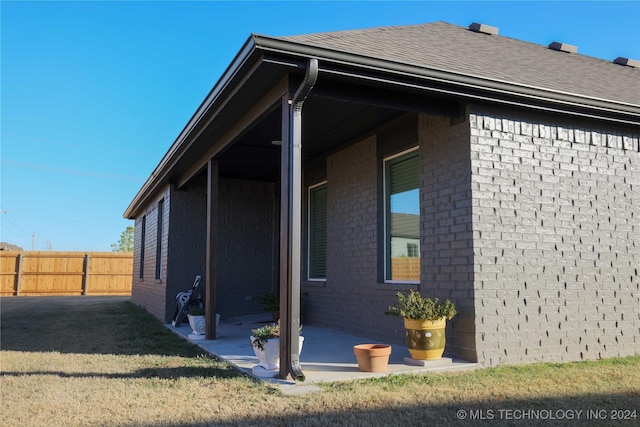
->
205 159 219 340
15 253 23 296
279 94 292 380
278 60 317 382
82 254 90 295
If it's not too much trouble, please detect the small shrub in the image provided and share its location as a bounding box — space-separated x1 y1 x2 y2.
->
386 290 457 321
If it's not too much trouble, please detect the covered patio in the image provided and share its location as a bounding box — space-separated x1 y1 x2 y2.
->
167 315 477 392
126 24 479 383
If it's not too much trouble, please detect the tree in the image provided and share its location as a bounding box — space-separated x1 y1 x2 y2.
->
111 225 134 252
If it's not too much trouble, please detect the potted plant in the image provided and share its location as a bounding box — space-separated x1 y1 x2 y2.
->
386 290 457 360
353 343 392 372
187 307 206 339
255 291 308 323
250 322 303 377
257 292 280 322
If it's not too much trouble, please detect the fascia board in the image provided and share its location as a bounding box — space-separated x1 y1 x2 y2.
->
125 34 640 219
124 36 262 219
255 35 640 124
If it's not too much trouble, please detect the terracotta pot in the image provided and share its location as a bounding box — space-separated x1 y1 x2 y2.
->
353 344 392 372
404 317 447 360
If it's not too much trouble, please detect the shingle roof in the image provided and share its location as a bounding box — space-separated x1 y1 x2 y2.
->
279 21 639 106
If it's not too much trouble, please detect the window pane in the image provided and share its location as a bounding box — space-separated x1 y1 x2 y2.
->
309 184 327 279
155 200 164 280
386 150 419 281
139 216 146 279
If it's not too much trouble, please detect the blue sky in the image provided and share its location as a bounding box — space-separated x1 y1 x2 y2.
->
2 1 639 251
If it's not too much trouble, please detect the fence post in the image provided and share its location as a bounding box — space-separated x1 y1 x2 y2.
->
82 254 90 295
15 253 23 296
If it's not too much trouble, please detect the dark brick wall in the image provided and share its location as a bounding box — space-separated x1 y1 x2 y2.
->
131 186 171 321
164 184 207 322
132 104 638 367
217 179 278 317
419 114 476 362
470 105 640 366
132 179 278 323
302 115 443 353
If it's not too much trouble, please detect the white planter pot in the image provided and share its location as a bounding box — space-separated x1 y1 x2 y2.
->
187 314 220 340
188 315 206 336
250 336 304 376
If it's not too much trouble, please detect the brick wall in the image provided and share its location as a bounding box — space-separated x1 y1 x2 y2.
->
131 185 171 321
216 179 278 317
470 105 640 366
132 178 278 323
419 114 476 362
302 116 446 351
164 184 207 322
321 135 381 334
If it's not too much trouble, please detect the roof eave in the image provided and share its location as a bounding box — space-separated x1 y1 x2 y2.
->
123 36 263 219
125 34 640 219
256 35 640 124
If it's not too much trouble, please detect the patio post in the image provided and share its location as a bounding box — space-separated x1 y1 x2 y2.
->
278 93 292 380
205 158 219 340
279 59 318 381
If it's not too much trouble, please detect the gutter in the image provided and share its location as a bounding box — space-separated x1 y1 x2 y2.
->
254 35 640 125
283 58 319 382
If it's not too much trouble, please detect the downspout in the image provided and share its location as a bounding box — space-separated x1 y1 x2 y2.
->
286 58 318 381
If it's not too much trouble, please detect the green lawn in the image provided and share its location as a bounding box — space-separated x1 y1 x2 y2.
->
1 296 638 426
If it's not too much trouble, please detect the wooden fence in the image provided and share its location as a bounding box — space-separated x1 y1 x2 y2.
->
0 252 133 296
391 257 420 281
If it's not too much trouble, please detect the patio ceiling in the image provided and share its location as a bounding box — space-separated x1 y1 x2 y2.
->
215 97 404 182
202 73 463 183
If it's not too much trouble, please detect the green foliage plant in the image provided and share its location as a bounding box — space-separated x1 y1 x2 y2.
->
187 307 205 316
386 290 457 321
257 292 280 313
250 322 302 351
250 323 280 351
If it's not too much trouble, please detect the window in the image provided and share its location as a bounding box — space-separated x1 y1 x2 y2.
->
308 182 327 280
139 215 146 279
407 243 419 258
385 148 420 282
155 199 164 280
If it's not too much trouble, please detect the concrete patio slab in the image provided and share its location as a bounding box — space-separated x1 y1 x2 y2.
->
168 313 478 392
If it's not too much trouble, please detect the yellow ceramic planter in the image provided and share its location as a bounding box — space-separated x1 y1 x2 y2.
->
403 317 447 360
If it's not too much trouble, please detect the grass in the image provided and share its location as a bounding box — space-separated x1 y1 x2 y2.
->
1 296 638 426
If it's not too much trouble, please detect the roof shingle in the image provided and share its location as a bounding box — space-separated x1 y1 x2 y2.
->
278 21 639 106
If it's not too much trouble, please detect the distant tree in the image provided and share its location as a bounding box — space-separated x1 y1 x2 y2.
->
0 242 23 251
111 225 134 252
